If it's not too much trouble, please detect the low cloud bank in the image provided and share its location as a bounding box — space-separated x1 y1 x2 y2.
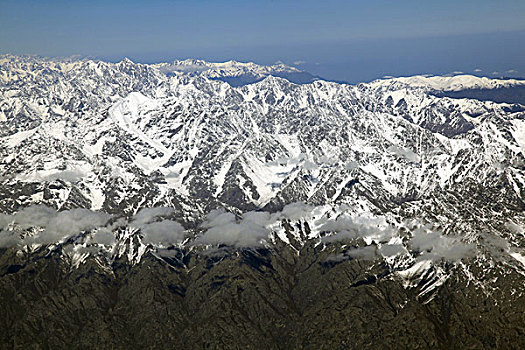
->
195 203 319 247
408 222 475 262
318 214 477 264
131 207 175 225
0 204 477 264
280 202 313 221
195 209 270 247
91 227 118 246
346 246 378 260
320 214 395 245
0 205 112 247
194 203 476 265
131 207 185 246
378 244 408 258
0 205 185 249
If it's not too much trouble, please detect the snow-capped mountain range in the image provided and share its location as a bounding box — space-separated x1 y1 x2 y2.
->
152 58 302 77
369 74 525 92
0 54 524 301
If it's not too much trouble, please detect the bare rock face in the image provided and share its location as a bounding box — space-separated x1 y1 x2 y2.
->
0 55 524 348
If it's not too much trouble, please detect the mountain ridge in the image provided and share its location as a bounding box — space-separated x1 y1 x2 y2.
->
0 55 524 348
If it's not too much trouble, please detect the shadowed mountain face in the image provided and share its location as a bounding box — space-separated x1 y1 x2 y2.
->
1 232 524 349
434 86 525 106
0 55 524 348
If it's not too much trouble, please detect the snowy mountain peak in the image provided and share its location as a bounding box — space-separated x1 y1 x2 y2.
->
119 57 135 65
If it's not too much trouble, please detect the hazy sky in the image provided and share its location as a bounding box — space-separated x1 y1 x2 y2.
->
1 0 524 82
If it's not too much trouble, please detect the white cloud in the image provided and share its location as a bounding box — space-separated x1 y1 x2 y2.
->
347 246 378 260
302 160 318 171
201 222 269 247
387 145 420 162
409 223 474 262
320 214 395 244
197 210 270 247
0 213 11 230
506 221 524 235
241 211 275 227
130 207 185 247
202 209 236 228
13 205 56 229
22 208 112 245
91 228 116 246
0 230 20 248
280 202 313 221
0 206 113 247
131 207 174 225
378 244 408 257
140 220 185 246
345 161 359 170
0 205 188 249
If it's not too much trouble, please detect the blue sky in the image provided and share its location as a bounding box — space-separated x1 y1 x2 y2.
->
1 0 524 82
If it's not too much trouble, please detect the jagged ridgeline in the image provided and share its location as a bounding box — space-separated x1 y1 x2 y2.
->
0 55 524 349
